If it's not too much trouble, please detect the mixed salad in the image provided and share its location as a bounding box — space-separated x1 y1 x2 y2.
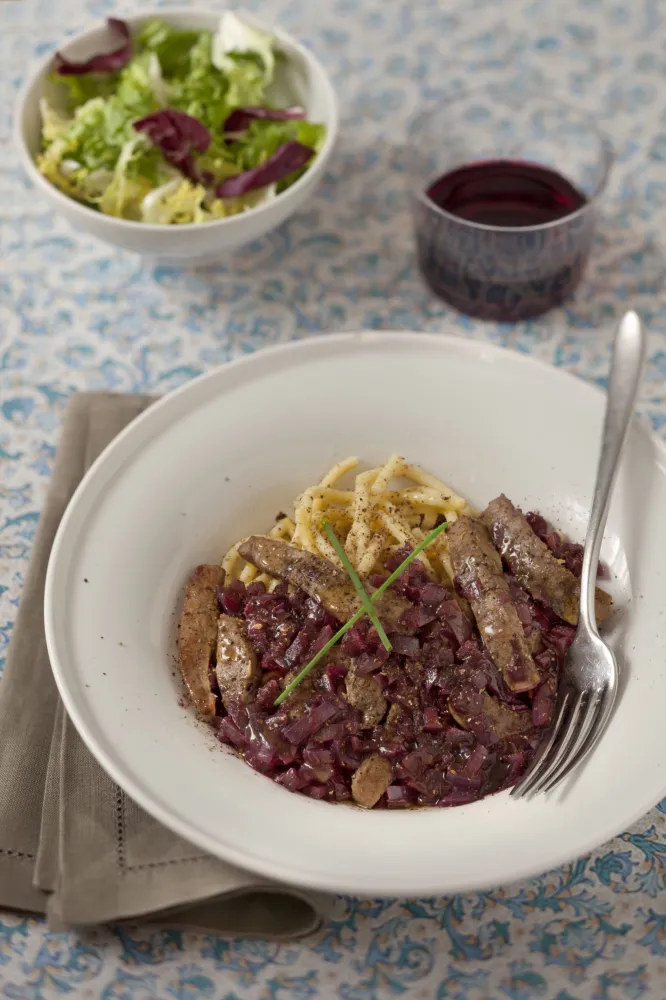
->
37 13 327 224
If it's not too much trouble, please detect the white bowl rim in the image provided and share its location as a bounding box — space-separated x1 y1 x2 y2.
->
13 7 339 234
43 331 666 897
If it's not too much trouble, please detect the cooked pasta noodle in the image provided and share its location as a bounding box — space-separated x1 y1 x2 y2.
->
223 455 473 586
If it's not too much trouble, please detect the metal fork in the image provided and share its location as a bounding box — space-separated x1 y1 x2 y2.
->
512 310 647 800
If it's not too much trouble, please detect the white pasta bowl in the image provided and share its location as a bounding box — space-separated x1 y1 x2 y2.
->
44 333 666 896
14 10 338 265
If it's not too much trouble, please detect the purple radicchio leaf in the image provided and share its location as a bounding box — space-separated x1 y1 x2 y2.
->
134 109 212 184
223 105 305 135
54 18 132 75
216 140 314 198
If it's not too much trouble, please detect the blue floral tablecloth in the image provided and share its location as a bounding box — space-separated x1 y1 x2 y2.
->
2 0 666 996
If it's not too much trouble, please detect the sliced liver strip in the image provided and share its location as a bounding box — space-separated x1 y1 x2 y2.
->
238 535 414 631
448 516 540 692
482 494 612 625
178 564 224 721
216 614 260 711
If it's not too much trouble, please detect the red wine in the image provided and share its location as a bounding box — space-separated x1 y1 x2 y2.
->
427 160 585 228
414 159 594 322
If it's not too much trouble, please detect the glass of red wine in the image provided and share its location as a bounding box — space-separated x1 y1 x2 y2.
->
409 85 613 321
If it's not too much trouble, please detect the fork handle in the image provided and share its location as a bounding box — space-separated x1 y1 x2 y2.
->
580 311 647 632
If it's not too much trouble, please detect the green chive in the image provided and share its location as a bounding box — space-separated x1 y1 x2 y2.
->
322 520 392 653
274 520 448 706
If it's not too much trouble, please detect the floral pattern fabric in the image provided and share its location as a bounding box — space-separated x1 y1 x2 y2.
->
1 0 666 996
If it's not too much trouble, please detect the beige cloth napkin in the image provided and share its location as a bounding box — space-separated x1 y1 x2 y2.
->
0 393 335 936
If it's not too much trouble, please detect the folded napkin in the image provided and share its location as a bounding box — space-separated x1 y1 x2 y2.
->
0 393 334 936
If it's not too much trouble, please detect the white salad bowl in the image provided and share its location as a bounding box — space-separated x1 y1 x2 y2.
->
44 333 666 897
14 9 338 265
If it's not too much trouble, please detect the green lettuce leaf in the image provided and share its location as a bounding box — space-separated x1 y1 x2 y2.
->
168 32 230 135
223 54 267 108
138 20 200 77
115 51 165 116
38 98 73 142
53 71 119 111
211 11 275 82
39 94 163 179
233 118 326 171
97 135 158 218
139 176 277 224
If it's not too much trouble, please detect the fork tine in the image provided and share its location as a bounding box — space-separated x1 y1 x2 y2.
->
541 687 610 793
539 690 599 794
511 690 572 798
526 690 587 797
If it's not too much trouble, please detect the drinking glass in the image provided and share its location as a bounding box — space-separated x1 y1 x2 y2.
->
408 85 614 321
